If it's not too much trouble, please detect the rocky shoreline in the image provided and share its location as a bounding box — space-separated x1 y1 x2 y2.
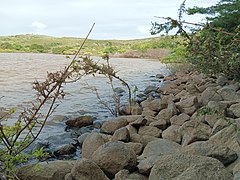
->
17 70 240 180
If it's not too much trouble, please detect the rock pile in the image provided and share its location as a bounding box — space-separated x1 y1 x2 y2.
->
17 70 240 180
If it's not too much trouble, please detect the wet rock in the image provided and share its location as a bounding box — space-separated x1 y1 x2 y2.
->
111 127 130 142
149 154 233 180
138 139 181 160
53 144 76 157
156 74 164 79
115 169 148 180
138 126 162 138
114 87 126 94
65 116 94 128
144 86 158 94
179 120 212 146
180 141 238 165
92 141 137 179
17 160 75 180
70 158 109 180
82 133 108 159
162 125 182 144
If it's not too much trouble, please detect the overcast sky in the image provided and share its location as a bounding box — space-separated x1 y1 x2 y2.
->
0 0 219 40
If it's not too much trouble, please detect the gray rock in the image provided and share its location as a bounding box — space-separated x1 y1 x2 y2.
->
138 126 162 138
186 83 200 94
211 118 229 136
138 139 181 160
140 135 160 147
70 158 109 180
111 127 130 142
209 125 240 153
130 117 147 128
156 74 164 79
201 87 222 106
82 133 108 159
179 120 212 146
162 125 182 144
115 169 148 180
170 113 190 126
217 86 240 102
144 86 158 94
207 100 228 114
92 141 137 179
125 142 143 155
216 75 228 86
229 103 240 118
180 141 238 165
53 144 76 157
126 124 138 135
17 160 75 180
149 118 167 130
100 117 128 134
149 154 233 180
233 163 240 180
138 155 162 175
146 99 167 112
77 132 91 147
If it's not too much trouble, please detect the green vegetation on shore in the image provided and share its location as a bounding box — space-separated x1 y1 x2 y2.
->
0 34 184 62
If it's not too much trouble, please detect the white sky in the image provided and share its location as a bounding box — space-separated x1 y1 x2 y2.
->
0 0 219 40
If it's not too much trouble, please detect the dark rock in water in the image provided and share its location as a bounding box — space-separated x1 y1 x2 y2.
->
53 144 76 157
70 126 95 138
114 87 126 94
65 116 95 128
144 86 158 94
156 74 164 79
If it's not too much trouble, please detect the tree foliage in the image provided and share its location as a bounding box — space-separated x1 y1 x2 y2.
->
151 0 240 79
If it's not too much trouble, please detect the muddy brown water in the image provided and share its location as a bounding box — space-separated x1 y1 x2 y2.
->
0 53 169 144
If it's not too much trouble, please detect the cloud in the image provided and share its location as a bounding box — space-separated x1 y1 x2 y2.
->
31 21 47 29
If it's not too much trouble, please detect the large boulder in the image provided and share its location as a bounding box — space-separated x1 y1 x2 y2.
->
70 158 109 180
179 120 212 146
149 154 233 180
17 160 75 180
92 141 137 179
82 133 108 159
100 117 129 134
125 142 143 155
180 141 238 165
65 116 94 128
138 139 181 160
